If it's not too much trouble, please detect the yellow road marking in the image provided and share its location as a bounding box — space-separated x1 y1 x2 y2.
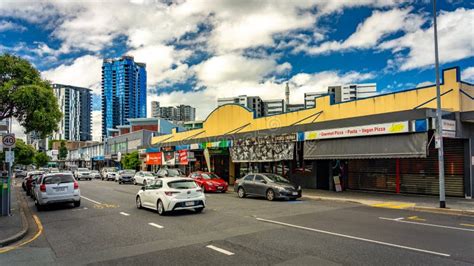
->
407 216 426 221
460 223 474 227
93 203 118 209
0 215 43 254
371 202 415 209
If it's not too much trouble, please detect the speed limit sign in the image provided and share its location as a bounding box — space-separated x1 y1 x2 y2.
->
2 134 16 148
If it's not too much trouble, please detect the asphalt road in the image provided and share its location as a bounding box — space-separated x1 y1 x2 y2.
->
2 179 474 265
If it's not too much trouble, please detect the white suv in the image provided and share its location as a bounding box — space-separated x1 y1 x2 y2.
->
133 171 156 186
34 173 81 211
136 177 205 215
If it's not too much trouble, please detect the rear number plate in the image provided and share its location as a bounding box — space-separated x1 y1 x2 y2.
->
217 186 223 189
292 192 298 196
55 187 66 192
185 201 194 206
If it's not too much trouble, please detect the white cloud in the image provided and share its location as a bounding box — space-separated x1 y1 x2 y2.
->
91 110 102 141
302 8 425 55
461 67 474 83
379 8 474 71
11 118 26 141
42 55 102 94
0 20 26 32
416 81 433 88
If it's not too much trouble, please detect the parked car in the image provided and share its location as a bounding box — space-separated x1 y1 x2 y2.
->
234 173 302 201
23 171 44 195
15 169 27 179
34 173 81 211
156 168 185 178
101 167 118 181
29 174 44 199
135 177 205 215
133 171 157 186
90 170 101 179
75 168 92 181
189 171 228 192
117 169 136 184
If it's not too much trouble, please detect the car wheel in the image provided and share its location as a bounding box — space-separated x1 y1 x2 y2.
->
119 181 122 185
73 200 81 207
136 196 142 209
133 180 137 185
157 200 165 216
266 189 275 201
237 187 246 198
195 207 204 213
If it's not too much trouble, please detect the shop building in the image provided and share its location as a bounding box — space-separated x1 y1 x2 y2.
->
150 68 473 198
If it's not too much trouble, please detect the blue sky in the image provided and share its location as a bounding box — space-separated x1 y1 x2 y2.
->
0 0 473 140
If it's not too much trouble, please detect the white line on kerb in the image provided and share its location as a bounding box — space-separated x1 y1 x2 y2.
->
148 222 164 229
81 196 102 205
120 212 130 216
379 217 474 232
256 218 450 257
206 245 234 256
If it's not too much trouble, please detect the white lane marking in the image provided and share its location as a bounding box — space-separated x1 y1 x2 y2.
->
206 245 235 256
394 217 404 221
379 217 474 232
120 212 130 216
81 196 102 205
256 218 450 257
148 222 164 229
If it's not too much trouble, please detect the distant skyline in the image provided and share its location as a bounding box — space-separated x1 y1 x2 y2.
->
0 0 473 141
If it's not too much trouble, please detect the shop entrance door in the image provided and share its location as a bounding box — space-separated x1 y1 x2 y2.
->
316 160 330 190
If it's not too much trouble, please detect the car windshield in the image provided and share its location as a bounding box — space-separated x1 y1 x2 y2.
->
143 172 154 177
91 170 99 173
201 173 219 179
43 174 75 184
167 169 182 177
263 173 290 184
78 168 89 171
167 180 198 189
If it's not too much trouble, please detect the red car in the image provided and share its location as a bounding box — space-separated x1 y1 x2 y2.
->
189 172 228 192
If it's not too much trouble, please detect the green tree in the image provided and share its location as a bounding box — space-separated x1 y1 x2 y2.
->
58 140 68 160
13 139 36 166
121 151 141 170
34 152 50 168
0 54 62 138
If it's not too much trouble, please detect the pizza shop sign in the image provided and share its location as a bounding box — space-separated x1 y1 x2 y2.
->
304 121 409 140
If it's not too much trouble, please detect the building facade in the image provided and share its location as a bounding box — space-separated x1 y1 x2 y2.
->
151 101 160 118
52 84 92 141
304 92 327 109
102 55 147 140
218 95 265 117
151 67 474 198
264 99 285 116
328 83 377 103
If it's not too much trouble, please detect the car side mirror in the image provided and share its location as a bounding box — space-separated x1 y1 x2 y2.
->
141 186 146 191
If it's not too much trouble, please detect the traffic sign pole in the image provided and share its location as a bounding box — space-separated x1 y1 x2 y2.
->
1 133 15 216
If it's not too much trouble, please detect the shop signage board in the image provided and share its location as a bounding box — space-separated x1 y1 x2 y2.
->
304 121 409 140
442 119 456 131
5 151 14 163
163 151 175 165
235 133 297 146
177 150 189 165
146 152 162 165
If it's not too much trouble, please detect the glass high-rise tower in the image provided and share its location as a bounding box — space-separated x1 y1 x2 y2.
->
101 56 147 140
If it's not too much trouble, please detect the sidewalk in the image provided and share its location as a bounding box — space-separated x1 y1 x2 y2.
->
301 189 474 216
229 186 474 216
0 182 28 247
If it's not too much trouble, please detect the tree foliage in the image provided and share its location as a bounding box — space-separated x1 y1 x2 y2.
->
121 151 141 170
14 139 36 166
34 152 50 168
58 140 68 160
0 54 62 138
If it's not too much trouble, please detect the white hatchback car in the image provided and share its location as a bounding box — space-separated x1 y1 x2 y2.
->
133 171 156 185
136 177 205 215
34 173 81 211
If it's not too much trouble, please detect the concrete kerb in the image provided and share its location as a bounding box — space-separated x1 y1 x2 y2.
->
0 186 29 247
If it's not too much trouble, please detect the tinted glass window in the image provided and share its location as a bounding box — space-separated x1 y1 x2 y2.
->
143 172 154 177
244 175 254 181
167 169 182 177
167 180 198 189
147 180 162 189
201 173 219 179
263 174 290 184
254 175 265 182
43 174 75 184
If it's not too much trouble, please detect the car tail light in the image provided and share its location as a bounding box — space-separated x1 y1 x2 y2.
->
74 181 79 190
40 184 46 192
164 191 179 196
196 188 202 193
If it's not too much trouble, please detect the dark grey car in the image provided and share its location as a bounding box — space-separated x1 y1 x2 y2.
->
234 173 302 201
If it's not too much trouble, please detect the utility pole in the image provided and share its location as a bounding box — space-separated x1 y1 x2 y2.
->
432 0 446 208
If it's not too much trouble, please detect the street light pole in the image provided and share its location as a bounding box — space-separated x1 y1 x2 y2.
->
432 0 446 208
